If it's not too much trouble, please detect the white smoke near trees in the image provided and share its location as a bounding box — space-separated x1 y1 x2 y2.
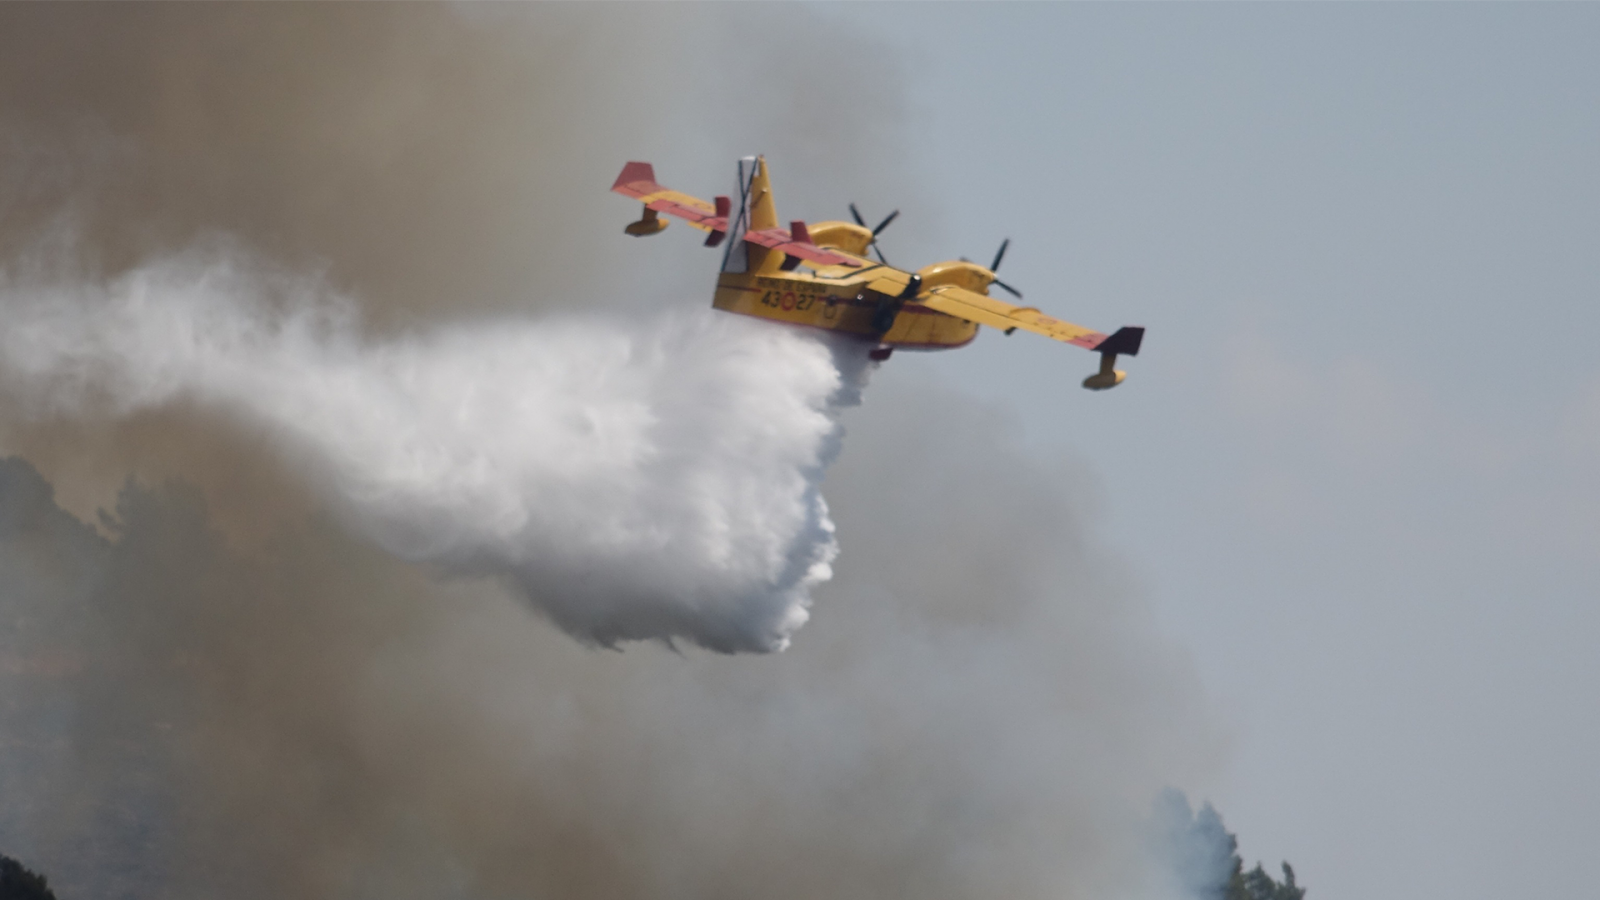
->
0 249 860 652
1148 789 1308 900
1151 789 1242 900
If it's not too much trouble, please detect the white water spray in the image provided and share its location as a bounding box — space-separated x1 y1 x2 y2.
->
0 250 866 652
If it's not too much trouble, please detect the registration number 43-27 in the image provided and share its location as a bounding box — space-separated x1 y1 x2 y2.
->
759 289 826 312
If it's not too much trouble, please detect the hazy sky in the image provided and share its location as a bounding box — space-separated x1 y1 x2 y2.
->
813 5 1600 898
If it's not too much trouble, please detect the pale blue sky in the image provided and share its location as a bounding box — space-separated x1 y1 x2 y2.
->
805 5 1600 898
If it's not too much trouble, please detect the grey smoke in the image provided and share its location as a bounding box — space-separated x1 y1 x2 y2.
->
0 381 1213 900
0 5 1217 899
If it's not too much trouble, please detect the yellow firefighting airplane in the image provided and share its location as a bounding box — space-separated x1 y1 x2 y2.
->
612 157 1144 389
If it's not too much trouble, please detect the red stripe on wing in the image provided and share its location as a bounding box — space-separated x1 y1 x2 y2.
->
744 228 860 268
647 198 724 229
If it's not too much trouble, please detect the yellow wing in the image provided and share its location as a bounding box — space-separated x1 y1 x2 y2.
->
917 285 1145 389
917 285 1108 350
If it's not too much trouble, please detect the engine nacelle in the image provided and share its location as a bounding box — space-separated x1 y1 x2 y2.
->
916 259 996 294
806 221 874 256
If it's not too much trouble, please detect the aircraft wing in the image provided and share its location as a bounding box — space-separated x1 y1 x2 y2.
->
611 162 860 266
918 285 1142 354
742 227 861 268
611 162 727 233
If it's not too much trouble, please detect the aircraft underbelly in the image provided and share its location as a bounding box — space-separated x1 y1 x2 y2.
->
880 304 979 349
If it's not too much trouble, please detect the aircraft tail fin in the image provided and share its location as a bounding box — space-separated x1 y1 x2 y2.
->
746 156 778 231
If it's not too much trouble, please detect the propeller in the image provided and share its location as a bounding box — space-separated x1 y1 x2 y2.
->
987 238 1023 299
848 203 899 264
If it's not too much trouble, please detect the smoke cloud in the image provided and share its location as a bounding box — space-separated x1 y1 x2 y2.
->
0 384 1215 900
0 5 1219 900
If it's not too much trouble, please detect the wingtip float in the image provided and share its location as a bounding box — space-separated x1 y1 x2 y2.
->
611 156 1144 391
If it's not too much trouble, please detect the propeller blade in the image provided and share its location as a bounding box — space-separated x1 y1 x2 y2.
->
871 243 888 265
873 209 900 236
990 238 1010 273
991 277 1023 299
849 203 867 228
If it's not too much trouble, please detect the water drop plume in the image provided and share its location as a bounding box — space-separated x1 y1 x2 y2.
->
0 250 866 652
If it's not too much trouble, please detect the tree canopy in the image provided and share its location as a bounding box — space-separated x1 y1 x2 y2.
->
1228 860 1305 900
0 856 56 900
